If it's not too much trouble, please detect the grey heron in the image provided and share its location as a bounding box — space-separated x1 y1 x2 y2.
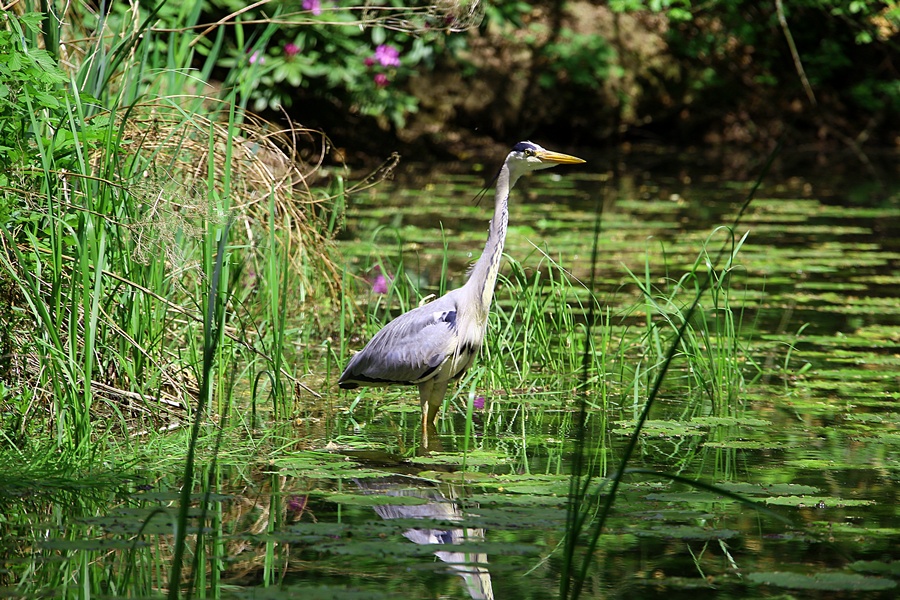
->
339 141 585 448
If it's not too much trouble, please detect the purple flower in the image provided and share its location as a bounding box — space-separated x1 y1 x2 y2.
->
363 56 375 67
284 42 299 58
287 495 307 513
373 44 401 67
369 265 391 293
303 0 322 16
473 396 485 410
373 73 389 87
249 50 265 65
372 273 388 293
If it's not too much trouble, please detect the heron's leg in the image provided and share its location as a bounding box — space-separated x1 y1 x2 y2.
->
419 379 450 426
418 379 449 451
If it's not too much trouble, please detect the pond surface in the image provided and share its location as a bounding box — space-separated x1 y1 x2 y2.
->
3 150 899 599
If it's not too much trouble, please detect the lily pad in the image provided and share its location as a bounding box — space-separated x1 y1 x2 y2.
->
748 571 896 591
702 440 786 449
690 416 770 427
848 560 900 577
763 496 874 507
716 483 820 496
324 493 429 507
415 470 497 485
467 493 567 507
408 451 509 466
232 586 390 600
612 420 705 438
635 525 739 541
645 491 727 503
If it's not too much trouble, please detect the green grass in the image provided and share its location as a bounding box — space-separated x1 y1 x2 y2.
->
557 146 780 600
341 228 757 445
0 5 341 596
0 4 341 444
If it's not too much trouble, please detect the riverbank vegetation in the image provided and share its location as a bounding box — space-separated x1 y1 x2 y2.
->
185 0 900 161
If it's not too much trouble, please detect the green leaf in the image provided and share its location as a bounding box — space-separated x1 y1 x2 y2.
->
763 496 874 507
17 13 44 28
29 50 67 84
848 561 900 577
35 91 60 110
748 572 896 591
6 52 22 71
324 493 429 507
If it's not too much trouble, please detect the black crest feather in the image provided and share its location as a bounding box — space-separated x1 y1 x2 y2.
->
512 140 539 153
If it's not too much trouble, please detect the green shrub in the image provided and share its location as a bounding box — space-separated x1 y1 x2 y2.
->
191 0 472 128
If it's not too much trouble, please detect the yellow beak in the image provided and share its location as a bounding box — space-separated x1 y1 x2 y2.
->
535 149 586 165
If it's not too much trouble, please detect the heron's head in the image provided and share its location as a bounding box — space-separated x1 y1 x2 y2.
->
507 141 585 179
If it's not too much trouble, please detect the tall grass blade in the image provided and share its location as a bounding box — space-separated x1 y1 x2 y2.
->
623 468 793 526
559 183 607 599
167 218 232 600
564 139 783 599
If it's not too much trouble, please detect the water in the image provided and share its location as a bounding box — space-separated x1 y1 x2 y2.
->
3 151 898 598
307 150 900 597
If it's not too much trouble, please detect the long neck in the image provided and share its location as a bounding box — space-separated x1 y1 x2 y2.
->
464 162 518 316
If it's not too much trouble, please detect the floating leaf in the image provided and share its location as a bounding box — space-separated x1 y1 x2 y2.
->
632 509 713 522
703 440 786 449
645 492 727 503
457 506 567 529
716 483 820 496
635 525 739 541
409 451 509 466
748 571 896 591
466 493 567 507
416 470 495 484
236 585 390 600
324 493 428 507
691 416 770 427
763 496 874 507
848 560 900 577
612 420 705 438
494 481 569 495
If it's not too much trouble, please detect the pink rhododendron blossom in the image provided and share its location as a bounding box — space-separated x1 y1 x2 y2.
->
373 73 389 87
373 44 401 67
302 0 322 16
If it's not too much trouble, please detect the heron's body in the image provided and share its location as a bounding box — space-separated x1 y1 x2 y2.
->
339 142 584 447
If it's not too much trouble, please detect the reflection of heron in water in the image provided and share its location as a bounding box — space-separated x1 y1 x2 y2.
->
355 476 493 600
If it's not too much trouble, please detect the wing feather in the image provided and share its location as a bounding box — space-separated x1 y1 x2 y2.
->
339 294 461 388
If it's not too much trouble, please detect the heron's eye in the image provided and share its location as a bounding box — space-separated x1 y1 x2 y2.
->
524 149 536 157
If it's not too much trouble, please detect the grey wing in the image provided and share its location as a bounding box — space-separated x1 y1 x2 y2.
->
339 294 461 388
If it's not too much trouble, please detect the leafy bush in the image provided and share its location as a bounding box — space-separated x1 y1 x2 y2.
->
0 13 84 179
643 0 900 139
198 0 472 128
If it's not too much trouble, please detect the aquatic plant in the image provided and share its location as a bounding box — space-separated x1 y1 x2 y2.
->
559 143 780 599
